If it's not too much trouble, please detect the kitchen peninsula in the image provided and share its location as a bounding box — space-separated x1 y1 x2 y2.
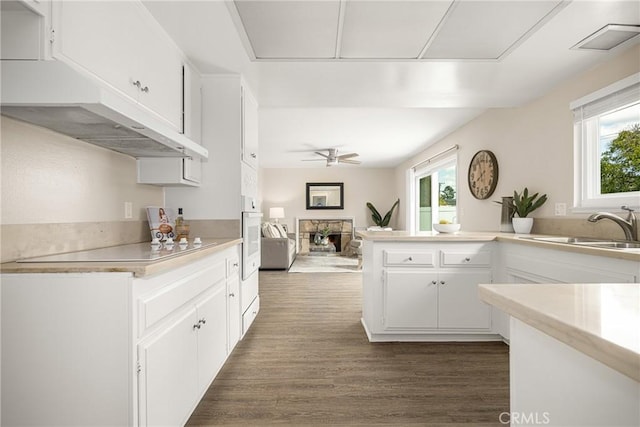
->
357 230 640 342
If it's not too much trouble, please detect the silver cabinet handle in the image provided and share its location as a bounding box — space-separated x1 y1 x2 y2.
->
431 280 437 285
193 323 201 330
408 256 413 261
233 262 239 267
132 80 141 88
199 318 206 325
250 153 257 158
440 280 445 285
464 257 471 262
229 292 235 297
140 86 149 93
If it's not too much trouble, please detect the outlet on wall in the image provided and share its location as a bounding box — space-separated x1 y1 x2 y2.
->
554 203 567 216
124 202 133 219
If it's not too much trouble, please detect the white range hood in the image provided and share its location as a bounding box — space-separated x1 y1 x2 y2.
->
1 60 208 160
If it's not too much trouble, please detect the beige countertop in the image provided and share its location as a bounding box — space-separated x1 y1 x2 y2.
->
0 238 242 277
355 230 640 262
479 282 640 382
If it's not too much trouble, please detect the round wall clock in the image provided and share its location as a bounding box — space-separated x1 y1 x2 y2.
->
468 150 499 200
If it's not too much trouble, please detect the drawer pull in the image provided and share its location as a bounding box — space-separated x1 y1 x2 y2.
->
464 257 471 262
440 280 445 285
408 256 413 261
229 292 235 297
431 280 437 285
193 323 201 330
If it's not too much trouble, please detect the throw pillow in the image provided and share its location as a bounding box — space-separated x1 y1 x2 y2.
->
274 223 288 239
262 222 279 238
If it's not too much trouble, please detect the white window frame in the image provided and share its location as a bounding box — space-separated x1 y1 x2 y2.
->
408 152 458 232
572 72 640 211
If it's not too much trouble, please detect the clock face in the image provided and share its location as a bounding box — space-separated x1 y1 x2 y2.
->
468 150 498 200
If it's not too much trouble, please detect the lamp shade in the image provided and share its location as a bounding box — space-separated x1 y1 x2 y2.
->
269 207 285 220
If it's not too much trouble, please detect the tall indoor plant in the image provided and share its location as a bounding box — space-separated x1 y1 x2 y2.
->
511 188 548 234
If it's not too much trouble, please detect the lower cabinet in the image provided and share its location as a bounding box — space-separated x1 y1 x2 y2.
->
138 308 199 427
1 244 246 427
363 241 496 342
383 270 492 331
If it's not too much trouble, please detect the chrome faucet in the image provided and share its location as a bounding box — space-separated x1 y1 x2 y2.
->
587 206 638 241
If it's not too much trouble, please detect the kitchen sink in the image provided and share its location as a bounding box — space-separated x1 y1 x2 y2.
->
521 236 640 250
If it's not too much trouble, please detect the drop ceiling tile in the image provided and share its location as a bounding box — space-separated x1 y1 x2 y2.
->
423 0 565 60
340 1 453 59
234 0 341 59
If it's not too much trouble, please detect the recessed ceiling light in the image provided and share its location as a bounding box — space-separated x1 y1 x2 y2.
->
572 24 640 51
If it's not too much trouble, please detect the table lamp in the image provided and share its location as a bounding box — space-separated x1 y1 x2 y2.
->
269 207 285 223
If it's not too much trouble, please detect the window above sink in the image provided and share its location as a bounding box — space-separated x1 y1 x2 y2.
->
572 72 640 211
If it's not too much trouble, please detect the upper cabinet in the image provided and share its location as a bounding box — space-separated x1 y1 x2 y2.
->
241 86 259 170
1 0 52 60
51 1 183 131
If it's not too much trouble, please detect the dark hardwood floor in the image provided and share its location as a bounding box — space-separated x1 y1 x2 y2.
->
187 271 509 426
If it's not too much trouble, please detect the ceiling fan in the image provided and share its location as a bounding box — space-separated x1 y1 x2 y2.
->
303 148 361 167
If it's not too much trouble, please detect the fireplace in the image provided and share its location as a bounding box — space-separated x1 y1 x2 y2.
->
308 233 342 253
296 217 355 255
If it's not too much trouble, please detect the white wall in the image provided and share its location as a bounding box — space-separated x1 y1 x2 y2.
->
0 116 164 224
260 167 398 231
395 44 640 231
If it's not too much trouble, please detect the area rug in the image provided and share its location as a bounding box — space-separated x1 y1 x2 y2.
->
288 255 361 273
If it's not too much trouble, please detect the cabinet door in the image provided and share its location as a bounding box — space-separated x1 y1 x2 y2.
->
135 13 183 129
228 274 241 351
195 284 228 395
55 1 139 100
383 270 438 329
138 308 199 427
241 86 259 169
438 270 491 329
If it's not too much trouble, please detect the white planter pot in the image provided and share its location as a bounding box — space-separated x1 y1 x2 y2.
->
512 217 534 234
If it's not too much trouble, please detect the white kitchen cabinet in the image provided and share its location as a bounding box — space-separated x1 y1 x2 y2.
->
384 270 438 329
165 75 260 217
1 0 51 60
194 285 228 395
363 241 496 342
491 241 639 341
137 157 202 187
183 62 202 143
138 308 199 427
1 245 240 426
227 254 242 350
241 86 259 169
52 0 183 130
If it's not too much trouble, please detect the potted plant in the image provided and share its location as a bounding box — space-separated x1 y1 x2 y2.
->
511 188 548 234
366 199 400 230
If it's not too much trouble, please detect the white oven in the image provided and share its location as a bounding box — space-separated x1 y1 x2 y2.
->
242 211 262 280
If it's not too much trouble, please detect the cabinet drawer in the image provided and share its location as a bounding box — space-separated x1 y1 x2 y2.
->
440 250 491 267
384 250 435 267
242 295 260 336
139 260 226 335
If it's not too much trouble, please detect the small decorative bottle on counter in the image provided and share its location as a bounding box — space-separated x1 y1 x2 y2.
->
175 208 190 241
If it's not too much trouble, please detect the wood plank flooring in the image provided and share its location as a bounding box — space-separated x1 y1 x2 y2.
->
186 271 509 426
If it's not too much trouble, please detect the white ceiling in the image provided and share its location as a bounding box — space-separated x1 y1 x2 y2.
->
143 0 640 168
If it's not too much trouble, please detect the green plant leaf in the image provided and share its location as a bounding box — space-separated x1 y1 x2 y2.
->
366 202 383 226
380 199 400 227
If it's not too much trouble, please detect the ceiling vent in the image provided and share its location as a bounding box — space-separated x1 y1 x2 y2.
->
572 24 640 51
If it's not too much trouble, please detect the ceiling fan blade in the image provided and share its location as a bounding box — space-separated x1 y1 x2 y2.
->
301 159 326 162
339 159 361 164
337 153 359 160
314 151 330 159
